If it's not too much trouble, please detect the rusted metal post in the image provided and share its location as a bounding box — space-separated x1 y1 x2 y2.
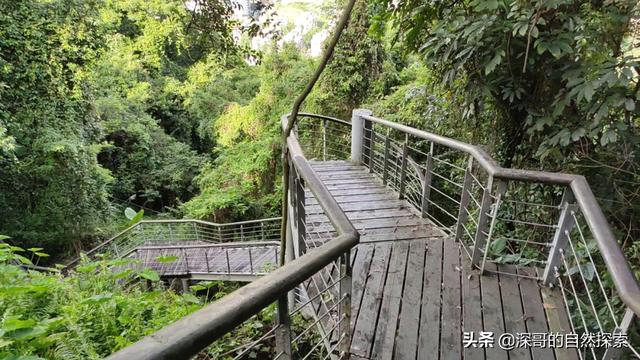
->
479 181 506 274
382 129 390 185
275 296 292 359
454 156 474 242
542 190 577 285
296 176 306 254
471 178 506 269
368 123 375 172
323 118 328 161
398 134 409 199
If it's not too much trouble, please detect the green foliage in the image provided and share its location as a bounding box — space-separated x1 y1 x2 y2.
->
310 0 386 119
182 45 315 221
0 0 112 253
0 243 202 359
371 0 640 272
0 0 259 253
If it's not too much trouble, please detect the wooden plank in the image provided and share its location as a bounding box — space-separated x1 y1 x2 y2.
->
440 239 462 360
498 264 530 360
395 240 427 360
311 165 368 172
305 192 398 205
480 263 508 360
537 269 579 360
417 238 443 359
305 228 442 244
306 187 389 197
308 224 436 237
518 267 554 360
350 243 392 358
305 199 407 214
461 258 484 360
350 244 374 330
306 216 429 232
319 177 381 186
371 241 410 359
307 209 414 223
318 172 377 180
305 182 383 191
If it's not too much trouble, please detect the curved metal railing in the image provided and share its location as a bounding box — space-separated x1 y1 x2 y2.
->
106 114 359 360
65 218 282 269
351 110 639 358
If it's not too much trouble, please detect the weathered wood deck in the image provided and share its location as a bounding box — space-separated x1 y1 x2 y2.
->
131 243 279 282
308 161 575 360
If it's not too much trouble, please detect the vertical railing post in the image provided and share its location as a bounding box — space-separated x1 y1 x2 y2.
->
225 248 231 274
168 223 174 242
322 118 328 161
542 190 577 285
204 250 210 273
398 134 409 199
454 156 474 242
350 109 372 165
192 222 199 242
603 307 635 360
240 224 244 241
382 129 390 185
368 123 375 172
479 182 506 274
182 247 189 274
296 176 306 254
339 250 353 357
275 296 292 359
471 178 505 269
421 144 434 218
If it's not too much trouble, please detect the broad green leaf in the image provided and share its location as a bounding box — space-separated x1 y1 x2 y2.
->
2 318 36 332
139 269 160 282
82 293 113 305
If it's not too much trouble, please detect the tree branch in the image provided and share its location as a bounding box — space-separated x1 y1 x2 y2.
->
279 0 358 266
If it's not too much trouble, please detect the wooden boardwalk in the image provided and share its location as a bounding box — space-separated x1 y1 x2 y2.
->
130 242 279 281
307 161 576 360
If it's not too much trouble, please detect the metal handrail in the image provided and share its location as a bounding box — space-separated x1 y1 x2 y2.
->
359 112 640 316
64 217 282 269
105 116 359 360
